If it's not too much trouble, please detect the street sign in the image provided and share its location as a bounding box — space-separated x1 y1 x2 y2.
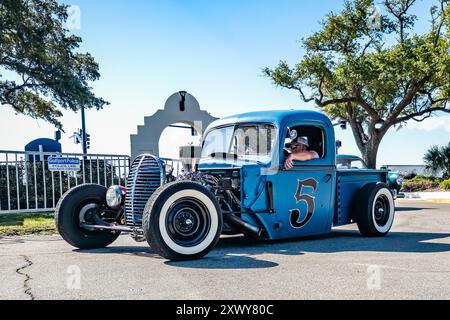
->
48 157 81 172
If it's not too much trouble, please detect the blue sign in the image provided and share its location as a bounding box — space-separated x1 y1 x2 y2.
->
48 157 81 171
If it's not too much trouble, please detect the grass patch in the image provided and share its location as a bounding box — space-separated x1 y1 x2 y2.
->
0 212 56 236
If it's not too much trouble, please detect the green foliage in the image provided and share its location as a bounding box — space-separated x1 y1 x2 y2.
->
402 177 441 191
0 0 108 128
264 0 450 168
441 179 450 190
402 175 448 191
424 142 450 178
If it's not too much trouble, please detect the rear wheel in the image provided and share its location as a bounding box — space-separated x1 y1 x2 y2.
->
142 181 222 261
353 182 395 237
55 184 120 249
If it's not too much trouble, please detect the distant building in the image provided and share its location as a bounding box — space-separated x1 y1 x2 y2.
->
383 164 443 177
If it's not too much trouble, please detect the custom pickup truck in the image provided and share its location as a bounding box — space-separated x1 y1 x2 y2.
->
56 110 395 260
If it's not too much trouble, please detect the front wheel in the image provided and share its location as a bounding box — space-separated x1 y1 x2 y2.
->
55 184 120 249
142 181 223 261
353 182 395 237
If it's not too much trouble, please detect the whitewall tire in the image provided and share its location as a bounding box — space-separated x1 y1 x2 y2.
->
142 181 222 260
354 182 395 237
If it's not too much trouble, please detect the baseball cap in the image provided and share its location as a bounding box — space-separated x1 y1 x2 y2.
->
293 136 309 147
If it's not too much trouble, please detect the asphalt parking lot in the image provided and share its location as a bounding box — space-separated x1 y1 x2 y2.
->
1 200 449 300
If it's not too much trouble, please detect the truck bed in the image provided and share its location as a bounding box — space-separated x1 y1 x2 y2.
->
334 169 388 226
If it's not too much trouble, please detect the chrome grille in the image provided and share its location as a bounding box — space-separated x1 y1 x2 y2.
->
125 154 165 226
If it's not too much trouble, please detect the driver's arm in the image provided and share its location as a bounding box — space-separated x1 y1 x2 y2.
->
291 151 319 161
284 151 319 169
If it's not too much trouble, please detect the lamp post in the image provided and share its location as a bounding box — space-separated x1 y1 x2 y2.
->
81 105 87 155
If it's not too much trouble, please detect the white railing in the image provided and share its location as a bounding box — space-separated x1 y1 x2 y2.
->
0 150 130 214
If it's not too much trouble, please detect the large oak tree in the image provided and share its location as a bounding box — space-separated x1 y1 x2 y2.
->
265 0 450 168
0 0 108 129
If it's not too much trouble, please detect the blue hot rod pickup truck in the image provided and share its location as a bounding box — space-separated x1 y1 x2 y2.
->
56 110 395 260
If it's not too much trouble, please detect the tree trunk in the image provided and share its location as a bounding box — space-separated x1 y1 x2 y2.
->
361 136 382 169
363 146 378 169
347 119 383 169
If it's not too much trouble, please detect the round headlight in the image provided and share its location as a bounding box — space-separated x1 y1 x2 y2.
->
106 185 125 209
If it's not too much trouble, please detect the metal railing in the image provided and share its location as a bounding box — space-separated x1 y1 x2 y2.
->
160 157 183 177
0 150 130 214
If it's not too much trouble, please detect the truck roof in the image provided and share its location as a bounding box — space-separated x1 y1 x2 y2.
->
336 154 363 160
205 109 333 132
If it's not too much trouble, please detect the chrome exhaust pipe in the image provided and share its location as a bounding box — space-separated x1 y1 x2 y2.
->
223 214 262 238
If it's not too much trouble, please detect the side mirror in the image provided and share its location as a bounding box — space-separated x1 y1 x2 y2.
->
332 120 347 130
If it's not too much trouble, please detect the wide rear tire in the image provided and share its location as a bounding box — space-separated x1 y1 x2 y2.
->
55 184 120 249
353 182 395 237
142 181 222 261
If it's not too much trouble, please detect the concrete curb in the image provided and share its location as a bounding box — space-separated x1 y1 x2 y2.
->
401 192 450 200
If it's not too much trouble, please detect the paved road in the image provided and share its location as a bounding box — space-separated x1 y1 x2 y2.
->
1 200 449 300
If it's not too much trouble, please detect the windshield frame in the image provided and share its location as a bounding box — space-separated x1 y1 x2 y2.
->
201 122 279 164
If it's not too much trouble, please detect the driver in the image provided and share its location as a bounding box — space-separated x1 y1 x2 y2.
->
284 136 319 170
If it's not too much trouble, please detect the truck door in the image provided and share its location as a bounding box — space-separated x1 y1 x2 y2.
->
272 122 336 238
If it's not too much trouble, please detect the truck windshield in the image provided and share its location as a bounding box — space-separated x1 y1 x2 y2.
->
201 124 278 163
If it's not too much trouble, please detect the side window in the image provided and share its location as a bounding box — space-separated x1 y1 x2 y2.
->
337 160 350 169
351 160 366 169
284 125 325 158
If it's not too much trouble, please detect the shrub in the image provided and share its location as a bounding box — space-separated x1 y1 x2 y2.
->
441 179 450 191
402 178 440 192
411 175 437 181
404 173 417 180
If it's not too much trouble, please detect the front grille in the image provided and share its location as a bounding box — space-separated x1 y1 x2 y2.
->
125 155 165 226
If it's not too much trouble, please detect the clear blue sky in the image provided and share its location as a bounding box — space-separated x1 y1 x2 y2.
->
1 0 449 165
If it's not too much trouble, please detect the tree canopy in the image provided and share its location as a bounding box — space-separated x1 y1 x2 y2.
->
264 0 450 168
0 0 108 128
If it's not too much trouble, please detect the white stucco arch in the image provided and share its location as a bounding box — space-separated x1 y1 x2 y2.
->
130 91 218 160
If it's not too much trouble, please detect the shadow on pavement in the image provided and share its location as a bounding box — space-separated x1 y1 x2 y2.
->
73 230 450 270
219 229 450 252
166 254 280 269
74 245 164 260
167 230 450 269
395 207 435 212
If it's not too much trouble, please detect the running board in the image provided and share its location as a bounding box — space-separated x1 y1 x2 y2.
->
80 224 135 233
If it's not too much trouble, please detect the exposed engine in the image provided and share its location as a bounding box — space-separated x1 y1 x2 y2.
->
125 154 261 237
177 170 243 234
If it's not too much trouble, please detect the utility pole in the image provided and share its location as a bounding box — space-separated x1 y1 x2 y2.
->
70 106 90 154
81 105 87 154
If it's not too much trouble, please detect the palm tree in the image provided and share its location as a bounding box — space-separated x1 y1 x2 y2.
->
424 143 450 179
